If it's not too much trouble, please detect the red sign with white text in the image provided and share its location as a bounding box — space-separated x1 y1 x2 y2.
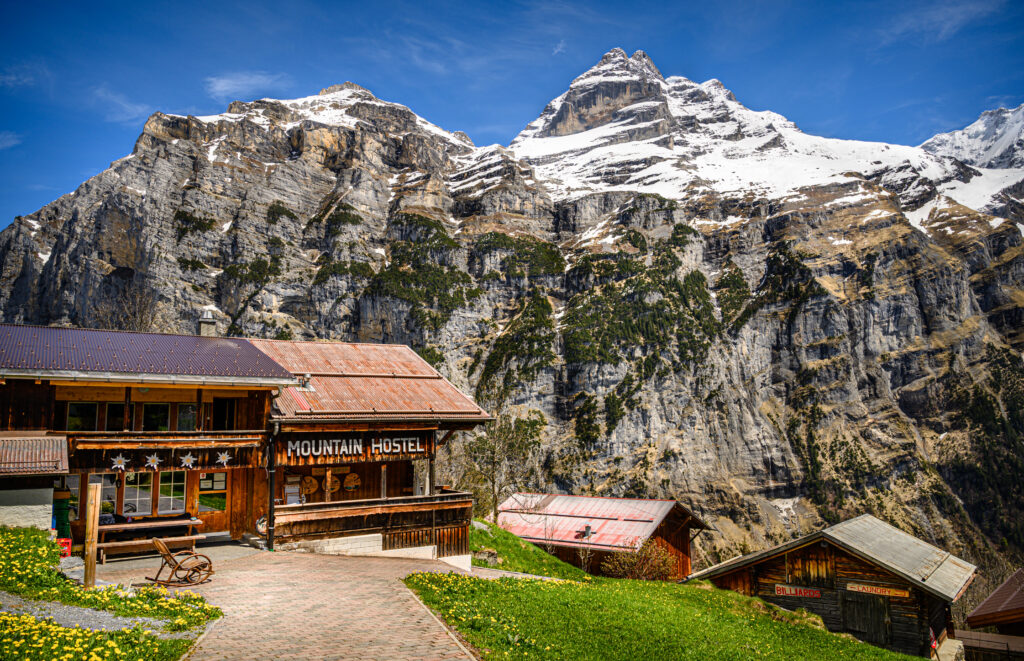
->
775 584 821 598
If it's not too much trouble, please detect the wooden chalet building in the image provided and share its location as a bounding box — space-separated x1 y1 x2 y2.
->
689 514 977 658
496 493 709 580
957 568 1024 660
0 324 489 567
251 339 490 567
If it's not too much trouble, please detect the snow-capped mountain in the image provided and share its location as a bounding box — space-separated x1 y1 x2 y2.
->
922 103 1024 169
2 48 1024 587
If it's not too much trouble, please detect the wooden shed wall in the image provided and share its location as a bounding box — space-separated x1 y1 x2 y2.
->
710 541 935 657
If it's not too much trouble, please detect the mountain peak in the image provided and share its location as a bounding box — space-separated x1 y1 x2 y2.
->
319 82 372 97
921 102 1024 168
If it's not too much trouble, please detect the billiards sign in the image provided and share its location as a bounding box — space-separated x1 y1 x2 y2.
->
775 584 821 598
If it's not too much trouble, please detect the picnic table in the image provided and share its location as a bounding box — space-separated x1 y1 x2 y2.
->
96 517 205 563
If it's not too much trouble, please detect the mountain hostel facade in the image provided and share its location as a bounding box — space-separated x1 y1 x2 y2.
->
689 514 976 657
0 324 488 567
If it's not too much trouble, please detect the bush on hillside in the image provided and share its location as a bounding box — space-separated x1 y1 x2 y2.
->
600 538 675 581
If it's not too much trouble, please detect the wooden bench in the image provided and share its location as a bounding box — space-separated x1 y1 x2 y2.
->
96 518 205 564
97 534 206 564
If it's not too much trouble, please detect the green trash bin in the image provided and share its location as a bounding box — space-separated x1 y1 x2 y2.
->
53 489 71 540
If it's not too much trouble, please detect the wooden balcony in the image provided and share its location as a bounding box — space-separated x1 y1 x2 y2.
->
273 490 473 557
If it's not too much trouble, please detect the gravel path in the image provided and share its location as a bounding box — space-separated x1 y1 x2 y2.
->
0 589 190 638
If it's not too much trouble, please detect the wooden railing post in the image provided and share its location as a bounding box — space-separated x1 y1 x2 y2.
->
84 482 101 588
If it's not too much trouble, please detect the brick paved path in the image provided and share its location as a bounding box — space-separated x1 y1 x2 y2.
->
101 551 473 660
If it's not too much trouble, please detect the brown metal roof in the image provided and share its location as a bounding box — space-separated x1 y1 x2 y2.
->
0 434 68 475
0 324 295 386
497 492 709 552
248 339 490 425
967 568 1024 628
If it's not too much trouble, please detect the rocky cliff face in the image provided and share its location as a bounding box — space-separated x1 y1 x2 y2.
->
2 48 1023 606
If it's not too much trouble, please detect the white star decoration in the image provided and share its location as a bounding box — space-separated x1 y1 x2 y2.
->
111 454 129 471
179 453 196 468
216 451 232 466
145 454 162 469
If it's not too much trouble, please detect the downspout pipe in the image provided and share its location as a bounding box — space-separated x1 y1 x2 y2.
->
268 419 279 551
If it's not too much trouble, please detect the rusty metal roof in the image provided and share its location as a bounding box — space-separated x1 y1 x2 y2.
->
0 434 68 475
967 568 1024 628
497 492 709 552
0 324 295 386
690 514 976 603
248 339 490 425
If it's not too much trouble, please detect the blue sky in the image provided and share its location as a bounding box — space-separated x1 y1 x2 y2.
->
2 0 1022 227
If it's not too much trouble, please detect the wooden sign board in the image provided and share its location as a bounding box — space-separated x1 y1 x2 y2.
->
846 582 909 598
775 584 822 598
276 431 433 466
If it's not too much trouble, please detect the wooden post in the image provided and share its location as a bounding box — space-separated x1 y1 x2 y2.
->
428 453 436 496
380 464 387 500
195 388 203 431
324 468 333 503
84 482 101 588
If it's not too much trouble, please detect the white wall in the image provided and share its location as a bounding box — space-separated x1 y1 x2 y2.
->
0 488 53 530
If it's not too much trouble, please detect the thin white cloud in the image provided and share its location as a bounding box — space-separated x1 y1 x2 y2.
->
0 62 51 88
0 131 21 150
203 71 291 102
878 0 1004 44
552 39 566 55
92 85 153 124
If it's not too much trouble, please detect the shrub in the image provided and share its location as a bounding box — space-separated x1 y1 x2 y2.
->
600 538 676 581
174 210 215 240
176 257 206 271
266 201 297 224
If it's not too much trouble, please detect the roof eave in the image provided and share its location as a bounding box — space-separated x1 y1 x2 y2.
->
1 369 297 388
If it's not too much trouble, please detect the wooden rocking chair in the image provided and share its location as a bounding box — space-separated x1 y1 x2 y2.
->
145 538 214 586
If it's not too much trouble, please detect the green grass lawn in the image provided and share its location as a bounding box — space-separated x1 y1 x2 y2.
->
469 519 589 580
0 526 219 660
405 573 917 661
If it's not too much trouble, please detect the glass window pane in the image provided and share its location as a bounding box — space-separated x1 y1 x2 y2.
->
158 471 187 514
66 403 97 431
105 403 125 432
197 492 226 512
88 474 118 514
176 404 197 432
122 472 152 516
142 404 170 431
198 471 227 513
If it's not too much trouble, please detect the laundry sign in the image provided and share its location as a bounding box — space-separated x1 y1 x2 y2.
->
775 584 822 598
846 582 909 598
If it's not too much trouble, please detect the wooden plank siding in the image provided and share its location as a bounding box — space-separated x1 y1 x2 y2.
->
710 540 936 657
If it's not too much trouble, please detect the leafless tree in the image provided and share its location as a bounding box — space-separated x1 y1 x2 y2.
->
463 411 543 523
89 277 161 332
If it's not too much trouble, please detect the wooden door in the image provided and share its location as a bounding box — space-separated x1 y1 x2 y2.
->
195 471 230 532
842 590 891 647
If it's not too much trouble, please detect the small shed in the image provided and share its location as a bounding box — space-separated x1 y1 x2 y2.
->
496 493 709 579
0 432 69 530
689 514 976 657
966 568 1024 636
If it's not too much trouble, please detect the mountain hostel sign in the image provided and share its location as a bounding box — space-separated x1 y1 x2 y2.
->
276 431 432 466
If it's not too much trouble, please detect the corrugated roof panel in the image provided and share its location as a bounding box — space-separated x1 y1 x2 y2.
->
0 324 294 383
248 339 489 424
497 493 707 551
0 435 68 475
